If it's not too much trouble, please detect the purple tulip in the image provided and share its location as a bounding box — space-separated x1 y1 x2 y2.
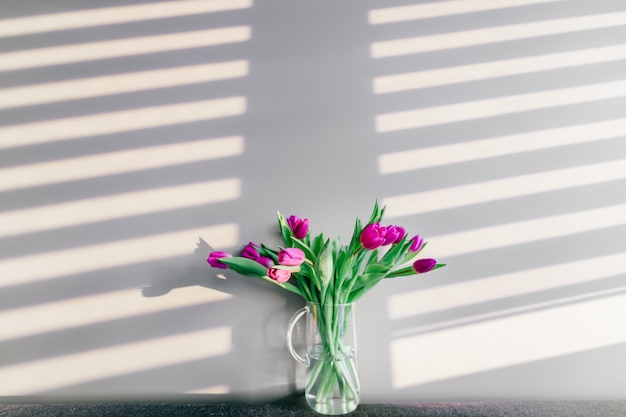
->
360 222 387 250
278 248 306 266
287 215 309 239
207 251 232 269
241 242 260 260
413 258 437 273
256 256 274 268
409 235 424 253
383 225 406 245
268 267 291 283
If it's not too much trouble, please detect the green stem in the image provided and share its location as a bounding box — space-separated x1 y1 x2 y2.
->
305 356 325 393
306 304 359 411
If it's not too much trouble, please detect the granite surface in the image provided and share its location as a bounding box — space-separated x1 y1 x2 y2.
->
1 396 626 417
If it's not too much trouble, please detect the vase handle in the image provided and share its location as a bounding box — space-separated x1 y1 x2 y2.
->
286 306 309 366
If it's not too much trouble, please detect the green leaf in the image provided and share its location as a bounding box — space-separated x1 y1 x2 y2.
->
218 256 268 277
259 244 279 264
311 233 326 256
380 236 410 267
336 250 352 283
293 272 313 301
300 261 321 293
347 279 380 303
401 241 429 264
348 217 363 253
351 248 370 277
385 265 416 278
379 205 386 223
366 200 384 225
334 248 353 300
365 248 380 268
347 260 392 292
364 263 391 275
352 261 392 295
277 211 292 247
316 239 335 301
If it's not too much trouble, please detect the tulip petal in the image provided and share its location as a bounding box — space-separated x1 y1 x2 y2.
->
413 258 437 273
360 222 386 250
287 215 309 239
409 235 424 253
207 251 232 269
268 267 291 283
278 248 306 266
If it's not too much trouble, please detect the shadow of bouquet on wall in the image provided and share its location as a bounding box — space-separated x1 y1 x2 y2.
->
136 236 305 401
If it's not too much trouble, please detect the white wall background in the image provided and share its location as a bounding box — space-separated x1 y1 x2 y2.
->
1 0 626 401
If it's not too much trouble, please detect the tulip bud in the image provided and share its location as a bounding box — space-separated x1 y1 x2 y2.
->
360 222 386 250
268 267 291 283
409 235 424 253
287 215 309 239
207 251 232 269
413 258 437 273
256 256 274 268
241 242 260 260
317 244 334 287
278 248 306 266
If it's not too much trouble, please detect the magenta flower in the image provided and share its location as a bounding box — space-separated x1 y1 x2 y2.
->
207 251 232 269
287 215 309 239
278 248 306 266
409 235 424 252
383 225 406 245
256 256 274 268
413 258 437 273
241 242 260 260
268 267 291 283
360 222 387 250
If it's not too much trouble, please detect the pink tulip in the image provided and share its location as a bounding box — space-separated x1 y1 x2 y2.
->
268 268 291 283
383 225 406 245
287 215 309 239
413 258 437 273
360 222 386 250
207 251 232 269
278 248 306 266
409 235 424 253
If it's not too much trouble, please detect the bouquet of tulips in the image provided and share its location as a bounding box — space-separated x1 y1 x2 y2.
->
207 201 444 303
206 201 444 414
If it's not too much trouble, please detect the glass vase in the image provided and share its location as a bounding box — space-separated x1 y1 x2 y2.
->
286 302 359 415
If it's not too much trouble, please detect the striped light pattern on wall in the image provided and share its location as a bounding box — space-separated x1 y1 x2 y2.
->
0 0 254 395
369 0 626 392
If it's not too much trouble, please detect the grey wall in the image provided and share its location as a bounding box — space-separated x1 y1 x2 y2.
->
1 0 625 401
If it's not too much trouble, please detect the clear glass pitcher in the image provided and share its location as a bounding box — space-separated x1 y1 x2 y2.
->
286 302 359 415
